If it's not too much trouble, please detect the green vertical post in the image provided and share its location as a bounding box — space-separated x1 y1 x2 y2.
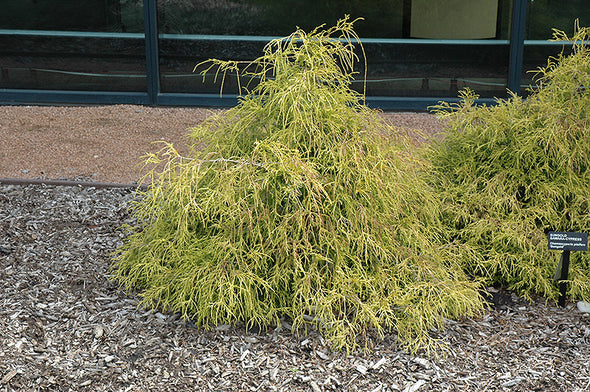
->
507 0 527 94
143 0 160 104
558 250 571 308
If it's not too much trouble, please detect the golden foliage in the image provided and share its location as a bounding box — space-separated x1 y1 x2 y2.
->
430 24 590 302
111 17 484 353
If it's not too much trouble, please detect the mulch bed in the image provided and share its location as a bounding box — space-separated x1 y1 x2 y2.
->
1 183 589 391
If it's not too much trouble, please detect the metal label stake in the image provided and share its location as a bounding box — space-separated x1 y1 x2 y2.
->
549 231 588 307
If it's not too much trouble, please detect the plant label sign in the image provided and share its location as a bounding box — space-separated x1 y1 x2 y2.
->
548 231 588 307
548 231 588 251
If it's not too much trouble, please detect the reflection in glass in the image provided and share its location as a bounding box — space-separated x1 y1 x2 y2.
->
362 41 509 98
156 0 404 37
0 0 146 92
157 0 511 98
526 0 590 40
0 0 143 32
521 0 590 94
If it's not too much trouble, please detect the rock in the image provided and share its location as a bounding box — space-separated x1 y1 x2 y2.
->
577 301 590 313
94 325 104 339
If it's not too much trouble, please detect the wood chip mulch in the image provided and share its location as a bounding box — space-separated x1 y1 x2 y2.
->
1 184 589 392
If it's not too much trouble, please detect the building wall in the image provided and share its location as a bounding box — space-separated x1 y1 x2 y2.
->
0 0 588 108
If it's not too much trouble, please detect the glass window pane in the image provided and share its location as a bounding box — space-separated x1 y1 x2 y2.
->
158 0 510 98
526 0 590 40
362 41 509 98
521 0 590 95
0 0 146 92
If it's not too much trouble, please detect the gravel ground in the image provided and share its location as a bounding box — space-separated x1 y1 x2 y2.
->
1 105 590 391
0 105 447 184
1 184 590 392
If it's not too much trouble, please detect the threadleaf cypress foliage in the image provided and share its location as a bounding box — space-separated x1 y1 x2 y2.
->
111 17 483 353
430 24 590 302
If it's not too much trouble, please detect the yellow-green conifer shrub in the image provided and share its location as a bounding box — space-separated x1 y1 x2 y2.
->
430 24 590 302
111 17 483 353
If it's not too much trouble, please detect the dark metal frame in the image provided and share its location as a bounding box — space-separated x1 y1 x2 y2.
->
144 0 159 104
0 0 529 110
508 0 528 93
